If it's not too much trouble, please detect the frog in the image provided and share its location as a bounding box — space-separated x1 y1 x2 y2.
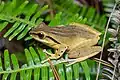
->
29 22 102 65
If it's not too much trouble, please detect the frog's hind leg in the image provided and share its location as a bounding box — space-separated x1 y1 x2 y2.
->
66 46 102 66
66 52 99 66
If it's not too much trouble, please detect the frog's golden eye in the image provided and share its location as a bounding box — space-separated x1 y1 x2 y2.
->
38 32 45 39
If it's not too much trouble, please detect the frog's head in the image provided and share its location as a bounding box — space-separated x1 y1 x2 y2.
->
29 22 59 46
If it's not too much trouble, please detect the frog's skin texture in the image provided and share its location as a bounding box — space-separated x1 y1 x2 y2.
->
30 22 102 65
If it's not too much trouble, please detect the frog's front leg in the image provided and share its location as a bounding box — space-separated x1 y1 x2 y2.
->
41 44 68 63
66 46 102 66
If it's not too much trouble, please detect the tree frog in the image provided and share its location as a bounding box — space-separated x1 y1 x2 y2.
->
29 22 102 65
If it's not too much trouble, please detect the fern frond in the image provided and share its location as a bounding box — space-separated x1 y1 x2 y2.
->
0 47 52 80
47 11 107 80
0 47 104 80
0 0 111 79
48 9 107 45
102 0 115 16
47 0 107 30
48 0 109 46
102 2 120 80
0 0 48 41
52 0 107 27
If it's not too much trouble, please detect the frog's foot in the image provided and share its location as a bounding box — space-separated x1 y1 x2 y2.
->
43 49 62 58
66 51 100 66
41 55 60 63
41 50 57 63
41 58 50 63
43 49 53 56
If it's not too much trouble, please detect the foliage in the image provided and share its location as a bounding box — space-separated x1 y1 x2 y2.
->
49 0 109 45
102 2 120 80
102 0 115 16
0 46 104 80
0 0 110 80
0 0 48 41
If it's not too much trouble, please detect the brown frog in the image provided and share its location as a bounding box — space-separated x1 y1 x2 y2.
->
29 22 102 65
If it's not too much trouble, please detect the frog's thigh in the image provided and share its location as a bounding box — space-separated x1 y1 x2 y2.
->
67 46 101 65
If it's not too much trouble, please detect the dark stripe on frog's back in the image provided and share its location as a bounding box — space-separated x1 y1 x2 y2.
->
44 25 96 39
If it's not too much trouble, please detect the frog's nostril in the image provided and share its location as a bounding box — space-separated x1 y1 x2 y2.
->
29 31 32 34
29 31 34 34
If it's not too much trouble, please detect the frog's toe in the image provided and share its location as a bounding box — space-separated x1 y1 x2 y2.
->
41 56 59 64
48 54 61 59
41 58 49 63
43 49 53 56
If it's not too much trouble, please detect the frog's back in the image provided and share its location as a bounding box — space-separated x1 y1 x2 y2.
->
48 23 101 39
45 23 100 48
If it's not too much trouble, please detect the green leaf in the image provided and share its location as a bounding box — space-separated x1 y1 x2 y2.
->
81 61 91 80
0 57 3 71
4 22 20 38
56 64 65 80
73 63 79 79
65 66 73 80
0 22 8 32
0 1 48 40
10 54 19 80
49 67 55 80
0 1 5 12
29 47 40 64
25 48 34 66
4 50 11 71
41 67 48 80
34 68 40 80
49 12 62 26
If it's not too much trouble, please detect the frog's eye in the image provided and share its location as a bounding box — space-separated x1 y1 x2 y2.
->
38 32 45 39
